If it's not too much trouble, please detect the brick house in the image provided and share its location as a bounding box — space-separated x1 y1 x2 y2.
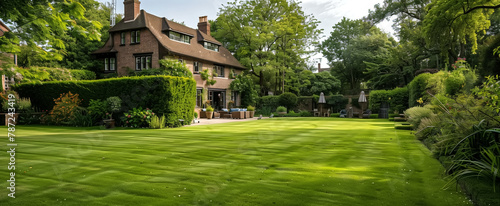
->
93 0 246 114
0 20 17 91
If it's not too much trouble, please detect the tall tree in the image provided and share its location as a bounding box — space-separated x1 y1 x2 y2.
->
0 0 102 61
423 0 500 62
212 0 322 96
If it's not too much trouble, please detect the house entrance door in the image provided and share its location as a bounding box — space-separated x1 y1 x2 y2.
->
209 90 225 111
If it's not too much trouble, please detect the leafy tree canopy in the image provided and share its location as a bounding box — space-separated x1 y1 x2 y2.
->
423 0 500 55
212 0 322 95
0 0 102 61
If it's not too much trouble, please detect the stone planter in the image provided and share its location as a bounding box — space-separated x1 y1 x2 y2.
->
205 111 214 119
103 119 115 129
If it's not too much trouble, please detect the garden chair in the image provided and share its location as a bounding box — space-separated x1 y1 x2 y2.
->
339 109 347 118
362 109 372 118
313 109 320 117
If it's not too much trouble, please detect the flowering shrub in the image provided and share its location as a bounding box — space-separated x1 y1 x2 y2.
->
122 107 155 128
41 92 82 125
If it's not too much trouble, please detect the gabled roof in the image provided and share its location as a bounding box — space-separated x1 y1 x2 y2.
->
0 20 11 36
98 10 245 70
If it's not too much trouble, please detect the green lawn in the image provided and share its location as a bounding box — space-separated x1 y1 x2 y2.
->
1 118 471 205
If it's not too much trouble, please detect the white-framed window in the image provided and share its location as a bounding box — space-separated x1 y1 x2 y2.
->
104 57 116 71
194 61 202 73
213 65 224 77
120 32 125 45
168 31 191 44
204 42 219 52
135 55 152 71
131 30 140 44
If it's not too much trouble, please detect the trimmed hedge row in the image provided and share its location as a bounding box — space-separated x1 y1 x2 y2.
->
13 76 196 127
257 96 280 111
369 87 409 113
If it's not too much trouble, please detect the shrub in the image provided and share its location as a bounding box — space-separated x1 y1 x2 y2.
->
257 96 280 111
206 105 214 112
408 73 432 107
256 106 272 116
69 107 93 127
133 58 193 78
299 110 312 117
13 76 196 127
70 69 96 80
106 96 122 119
444 71 465 96
5 67 96 83
122 107 155 128
247 105 255 111
276 106 287 113
230 75 258 107
41 92 82 125
87 99 108 122
2 97 32 112
279 92 298 110
404 106 435 129
472 75 500 113
326 94 349 112
284 111 301 117
149 115 166 129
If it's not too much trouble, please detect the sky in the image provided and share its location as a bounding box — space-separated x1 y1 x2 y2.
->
98 0 394 69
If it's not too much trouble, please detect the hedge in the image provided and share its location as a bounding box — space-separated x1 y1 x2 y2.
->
408 73 432 107
257 96 280 111
13 76 196 127
369 87 408 114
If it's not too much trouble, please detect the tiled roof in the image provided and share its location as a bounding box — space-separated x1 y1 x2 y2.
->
97 10 245 70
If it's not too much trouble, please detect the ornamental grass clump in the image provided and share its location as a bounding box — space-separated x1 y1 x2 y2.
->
149 115 166 129
404 106 435 129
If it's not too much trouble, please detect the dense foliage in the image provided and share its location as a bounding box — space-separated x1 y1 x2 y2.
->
14 76 196 127
212 0 321 96
133 58 193 78
369 87 409 114
0 67 96 83
229 74 258 107
0 0 102 62
279 92 298 110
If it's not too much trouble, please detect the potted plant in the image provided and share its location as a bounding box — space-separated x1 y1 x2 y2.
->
247 105 255 118
206 105 214 120
276 106 287 116
193 112 198 124
103 96 121 129
228 100 234 111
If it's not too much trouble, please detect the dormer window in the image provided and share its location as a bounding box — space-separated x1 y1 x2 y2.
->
204 42 219 52
169 31 191 44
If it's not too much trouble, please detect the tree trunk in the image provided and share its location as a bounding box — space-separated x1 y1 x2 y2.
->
260 70 265 96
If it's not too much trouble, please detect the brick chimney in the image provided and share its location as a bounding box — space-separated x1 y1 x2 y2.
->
124 0 141 21
198 16 210 35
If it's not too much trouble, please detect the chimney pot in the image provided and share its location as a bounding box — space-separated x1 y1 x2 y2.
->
197 16 211 36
